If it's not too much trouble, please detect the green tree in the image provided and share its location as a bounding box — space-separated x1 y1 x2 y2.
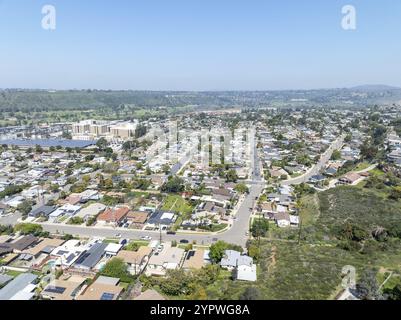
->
384 284 401 300
162 164 171 175
356 269 383 300
209 241 229 263
234 183 249 194
124 242 140 251
100 258 134 283
17 201 32 216
389 186 401 201
161 176 185 193
239 287 261 300
247 244 261 261
159 269 190 296
225 169 238 183
331 150 342 161
86 216 97 227
96 137 109 150
208 241 243 264
251 218 269 238
0 224 13 235
35 144 43 153
68 217 84 225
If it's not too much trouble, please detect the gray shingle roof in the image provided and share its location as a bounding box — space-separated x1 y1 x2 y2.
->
11 235 38 251
0 273 37 300
73 242 107 269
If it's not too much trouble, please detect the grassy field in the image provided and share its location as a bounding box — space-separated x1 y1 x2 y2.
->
316 186 401 236
203 186 401 300
162 195 193 215
354 162 371 171
299 193 320 226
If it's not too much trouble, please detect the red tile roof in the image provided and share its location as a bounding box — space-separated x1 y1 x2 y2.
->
97 207 130 223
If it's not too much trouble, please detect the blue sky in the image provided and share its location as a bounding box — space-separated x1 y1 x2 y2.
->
0 0 400 90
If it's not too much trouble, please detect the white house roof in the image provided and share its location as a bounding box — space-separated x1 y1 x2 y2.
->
160 212 175 220
105 243 123 254
289 215 300 224
236 264 257 282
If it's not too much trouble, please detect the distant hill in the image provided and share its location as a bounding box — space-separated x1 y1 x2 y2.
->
350 84 401 91
1 87 401 112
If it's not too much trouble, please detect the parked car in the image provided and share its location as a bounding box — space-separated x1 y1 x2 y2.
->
179 239 189 244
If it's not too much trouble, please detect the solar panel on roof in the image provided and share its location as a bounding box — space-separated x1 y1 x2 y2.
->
74 252 90 264
45 286 66 294
100 292 115 300
66 253 76 263
0 139 96 149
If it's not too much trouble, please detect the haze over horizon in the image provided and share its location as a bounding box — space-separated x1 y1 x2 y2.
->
1 0 401 90
1 84 401 92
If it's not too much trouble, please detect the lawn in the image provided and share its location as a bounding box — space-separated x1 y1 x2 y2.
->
103 238 120 244
5 270 24 278
369 168 386 176
354 162 371 171
130 240 150 247
162 195 193 216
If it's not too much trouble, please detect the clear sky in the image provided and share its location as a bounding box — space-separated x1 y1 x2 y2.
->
0 0 400 90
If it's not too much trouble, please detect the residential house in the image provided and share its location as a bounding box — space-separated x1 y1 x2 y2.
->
220 250 257 282
4 195 25 208
22 237 65 260
41 275 86 300
9 235 39 253
116 246 152 275
78 189 100 203
29 205 56 218
72 241 108 272
182 249 206 270
126 211 149 229
75 203 106 222
146 211 176 229
338 172 361 185
309 174 326 184
220 250 251 270
97 206 130 226
50 239 88 268
104 243 123 257
0 273 38 300
134 289 166 300
388 149 401 166
48 204 81 222
274 212 291 228
0 203 8 216
76 276 123 300
146 243 185 276
236 263 257 282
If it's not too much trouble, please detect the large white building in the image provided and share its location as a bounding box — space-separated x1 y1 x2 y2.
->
71 120 138 141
